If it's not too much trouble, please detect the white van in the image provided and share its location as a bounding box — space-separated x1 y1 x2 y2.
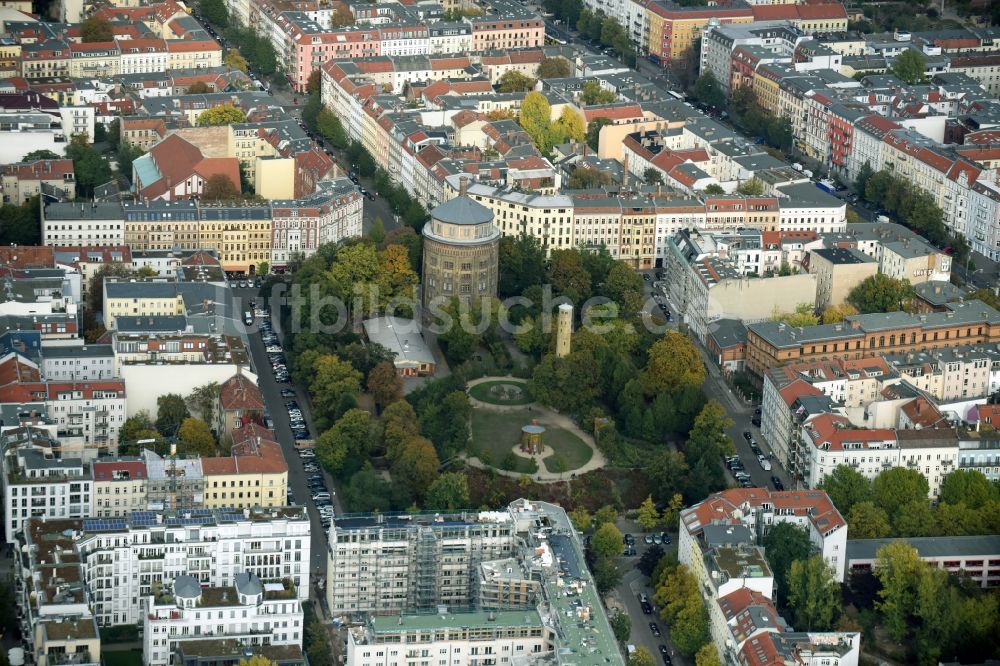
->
759 457 772 471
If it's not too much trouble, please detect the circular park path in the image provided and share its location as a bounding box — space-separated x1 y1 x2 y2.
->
464 376 607 482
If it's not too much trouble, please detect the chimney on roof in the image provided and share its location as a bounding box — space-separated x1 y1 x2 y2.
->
459 176 469 197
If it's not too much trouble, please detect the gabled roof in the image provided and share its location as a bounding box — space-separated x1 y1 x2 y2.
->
218 373 264 412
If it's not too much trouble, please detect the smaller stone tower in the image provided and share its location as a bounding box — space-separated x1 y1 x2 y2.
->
555 303 573 358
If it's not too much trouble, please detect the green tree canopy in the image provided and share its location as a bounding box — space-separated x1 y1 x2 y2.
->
938 469 997 508
891 49 927 84
391 435 440 501
641 331 705 395
819 464 872 516
198 0 229 27
846 500 891 538
424 472 470 511
80 16 113 42
21 149 60 161
586 116 611 152
591 521 624 560
610 611 631 643
156 394 190 437
627 648 655 666
197 104 247 126
367 361 402 411
567 166 612 189
847 273 915 314
177 417 216 457
872 467 929 519
693 71 726 110
787 555 841 631
518 91 553 152
498 234 547 298
694 645 720 666
498 70 536 93
537 57 571 79
579 80 616 105
65 135 112 198
874 540 925 641
315 408 376 475
762 522 813 605
202 173 241 201
309 354 363 431
736 177 764 196
654 562 710 656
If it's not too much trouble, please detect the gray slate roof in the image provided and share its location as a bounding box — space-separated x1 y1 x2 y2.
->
430 195 492 225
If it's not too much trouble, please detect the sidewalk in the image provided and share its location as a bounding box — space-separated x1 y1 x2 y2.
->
696 344 749 415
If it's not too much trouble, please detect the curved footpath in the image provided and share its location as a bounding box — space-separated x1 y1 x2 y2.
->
463 376 607 482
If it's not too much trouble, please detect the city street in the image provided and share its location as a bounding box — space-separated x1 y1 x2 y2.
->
613 525 685 666
231 285 336 578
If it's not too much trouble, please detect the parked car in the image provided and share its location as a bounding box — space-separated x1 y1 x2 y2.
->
771 475 784 491
312 492 331 501
280 389 296 398
641 601 653 615
649 622 661 638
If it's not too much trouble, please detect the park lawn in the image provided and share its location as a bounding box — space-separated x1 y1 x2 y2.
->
103 651 144 666
470 408 537 473
468 380 533 406
542 427 592 473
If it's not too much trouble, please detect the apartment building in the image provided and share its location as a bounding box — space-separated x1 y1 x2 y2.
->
710 588 859 666
1 158 75 204
15 520 101 666
326 511 517 615
270 179 364 270
664 229 817 342
807 247 878 310
0 353 126 451
847 535 1000 588
202 423 288 509
679 488 859 663
347 610 549 666
679 487 848 582
800 413 959 496
92 459 147 517
878 239 952 285
644 1 754 66
2 426 93 542
74 506 310 626
339 499 623 666
882 344 1000 403
39 344 116 381
144 573 303 666
102 280 185 330
745 300 1000 377
41 203 126 247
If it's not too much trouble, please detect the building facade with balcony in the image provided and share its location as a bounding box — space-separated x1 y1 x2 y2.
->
143 573 303 666
347 609 549 666
74 506 310 627
15 519 101 666
2 427 93 543
326 509 518 615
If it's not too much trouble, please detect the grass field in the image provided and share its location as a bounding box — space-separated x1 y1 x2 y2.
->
470 408 537 473
542 427 593 473
468 380 533 405
470 407 592 474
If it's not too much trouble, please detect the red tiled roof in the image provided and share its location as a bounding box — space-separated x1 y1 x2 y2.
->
581 104 643 123
218 373 265 412
93 460 147 481
0 246 54 269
